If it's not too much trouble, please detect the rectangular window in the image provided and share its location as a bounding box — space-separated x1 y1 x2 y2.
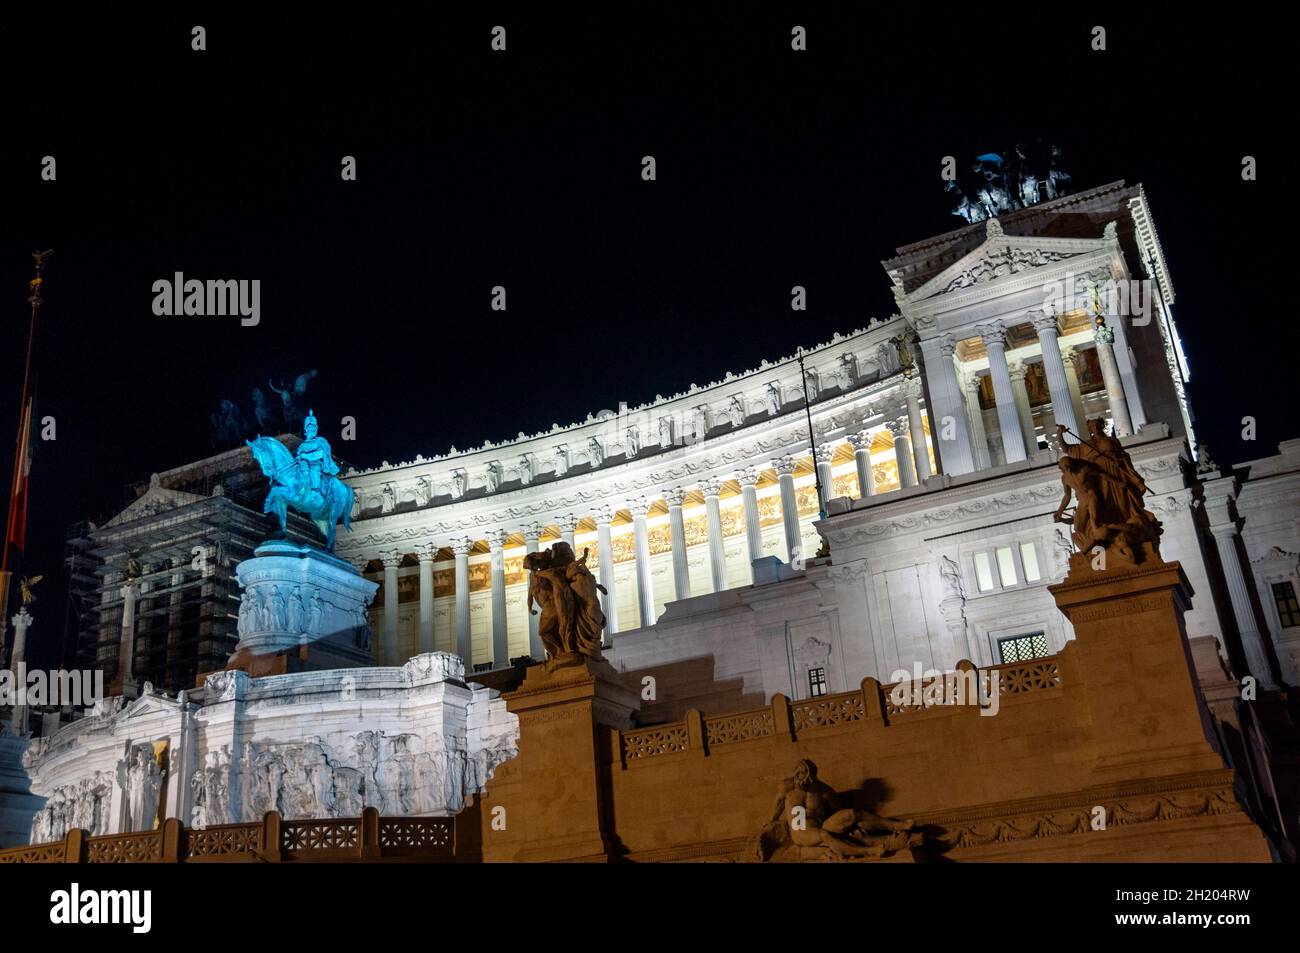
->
1020 542 1042 582
808 667 827 697
995 546 1017 587
1273 582 1300 628
973 552 995 592
997 632 1050 663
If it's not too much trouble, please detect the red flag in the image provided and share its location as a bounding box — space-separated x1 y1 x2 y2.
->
6 396 33 551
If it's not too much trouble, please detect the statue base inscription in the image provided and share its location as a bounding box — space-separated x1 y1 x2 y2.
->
228 540 377 673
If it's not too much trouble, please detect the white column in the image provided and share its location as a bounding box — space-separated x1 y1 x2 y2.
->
960 371 991 470
814 445 835 501
1093 319 1132 437
9 609 31 733
773 456 802 563
1107 307 1147 429
1061 346 1090 432
523 523 544 657
1030 310 1079 440
558 514 579 550
887 418 917 488
1210 524 1278 689
628 497 656 627
452 538 472 663
738 467 765 581
593 507 618 636
9 608 31 673
976 321 1028 464
903 377 932 481
1006 359 1039 455
663 486 691 601
701 477 728 593
488 530 509 668
380 550 401 665
918 334 975 475
416 543 436 655
847 430 875 498
115 579 139 696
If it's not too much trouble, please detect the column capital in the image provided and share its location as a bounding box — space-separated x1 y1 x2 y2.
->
415 542 439 563
450 538 474 557
662 486 688 507
593 504 615 525
846 430 872 451
1029 310 1060 335
902 376 924 400
772 455 799 476
975 319 1007 348
934 333 957 358
521 521 542 541
1094 318 1116 346
737 465 761 487
12 609 32 629
699 476 724 498
557 513 581 534
886 417 910 438
380 549 403 569
488 528 509 550
958 369 984 393
627 495 653 518
813 444 835 465
1006 358 1029 382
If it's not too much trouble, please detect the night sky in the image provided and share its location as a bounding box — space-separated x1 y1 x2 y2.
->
0 9 1283 665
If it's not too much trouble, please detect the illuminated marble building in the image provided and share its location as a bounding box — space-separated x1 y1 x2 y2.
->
337 181 1285 707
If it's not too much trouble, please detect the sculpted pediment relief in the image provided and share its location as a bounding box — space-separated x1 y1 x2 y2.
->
104 483 206 527
912 228 1103 301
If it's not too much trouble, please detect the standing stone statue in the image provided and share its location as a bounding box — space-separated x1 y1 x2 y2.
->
1052 419 1162 566
524 542 607 667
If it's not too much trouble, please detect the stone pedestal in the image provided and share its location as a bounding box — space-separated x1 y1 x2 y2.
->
225 541 378 678
480 656 640 862
1048 558 1225 783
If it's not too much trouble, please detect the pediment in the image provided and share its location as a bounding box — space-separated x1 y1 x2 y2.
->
104 482 206 527
116 687 185 721
911 222 1105 301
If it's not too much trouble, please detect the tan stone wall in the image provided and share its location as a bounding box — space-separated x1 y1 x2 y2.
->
476 560 1277 863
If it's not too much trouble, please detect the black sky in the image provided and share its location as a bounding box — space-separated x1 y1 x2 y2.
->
0 8 1285 663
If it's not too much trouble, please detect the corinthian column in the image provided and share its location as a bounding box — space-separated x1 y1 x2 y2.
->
1030 310 1079 441
523 523 544 658
1209 521 1278 689
976 320 1027 464
1061 346 1090 434
903 377 932 481
887 418 917 488
593 506 618 636
773 456 802 563
380 550 401 665
814 445 835 501
701 477 728 593
416 542 436 654
9 608 32 674
917 334 974 475
1006 359 1039 455
1093 318 1132 436
663 486 691 601
118 580 139 694
738 467 765 580
488 530 509 669
847 430 875 498
452 538 472 663
629 496 656 627
558 514 579 550
960 371 991 470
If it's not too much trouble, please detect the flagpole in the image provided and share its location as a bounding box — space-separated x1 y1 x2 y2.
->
1 251 51 666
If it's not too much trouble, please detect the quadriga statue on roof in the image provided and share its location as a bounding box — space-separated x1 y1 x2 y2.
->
247 410 355 551
1053 419 1162 567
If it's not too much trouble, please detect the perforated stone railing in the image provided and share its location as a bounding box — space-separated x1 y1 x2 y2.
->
0 808 460 863
617 654 1066 764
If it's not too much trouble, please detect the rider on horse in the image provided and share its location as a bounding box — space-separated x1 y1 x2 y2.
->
293 410 338 508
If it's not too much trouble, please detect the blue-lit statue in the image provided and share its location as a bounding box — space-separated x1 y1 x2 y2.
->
246 410 354 551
